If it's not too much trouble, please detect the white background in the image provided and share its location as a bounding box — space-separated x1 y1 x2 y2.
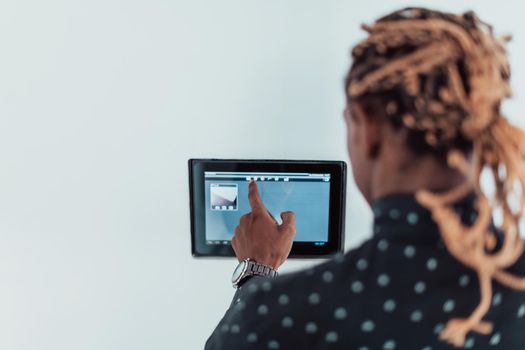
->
1 1 525 349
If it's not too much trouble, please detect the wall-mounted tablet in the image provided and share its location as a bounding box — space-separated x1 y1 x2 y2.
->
189 159 347 258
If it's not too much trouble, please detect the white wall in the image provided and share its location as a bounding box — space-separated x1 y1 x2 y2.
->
1 1 524 349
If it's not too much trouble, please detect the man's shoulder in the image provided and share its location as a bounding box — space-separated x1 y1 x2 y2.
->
205 238 379 350
242 238 378 301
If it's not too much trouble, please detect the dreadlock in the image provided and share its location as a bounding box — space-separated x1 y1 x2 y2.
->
346 7 525 347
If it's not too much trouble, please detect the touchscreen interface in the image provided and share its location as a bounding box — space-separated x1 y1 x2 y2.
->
204 171 330 245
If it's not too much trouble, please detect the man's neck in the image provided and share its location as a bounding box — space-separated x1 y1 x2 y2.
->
370 155 469 203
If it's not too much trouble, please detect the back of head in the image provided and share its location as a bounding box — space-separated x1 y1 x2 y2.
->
346 7 525 347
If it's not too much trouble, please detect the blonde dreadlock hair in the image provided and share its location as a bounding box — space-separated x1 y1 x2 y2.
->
347 7 525 347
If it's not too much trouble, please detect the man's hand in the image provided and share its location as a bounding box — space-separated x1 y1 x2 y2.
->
231 181 296 269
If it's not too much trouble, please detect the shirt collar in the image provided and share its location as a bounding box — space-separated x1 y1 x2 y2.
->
370 192 478 243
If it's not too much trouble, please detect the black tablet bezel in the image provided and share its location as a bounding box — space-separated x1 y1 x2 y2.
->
189 159 347 258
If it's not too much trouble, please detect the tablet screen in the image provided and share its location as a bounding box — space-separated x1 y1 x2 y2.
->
204 171 330 245
189 159 346 258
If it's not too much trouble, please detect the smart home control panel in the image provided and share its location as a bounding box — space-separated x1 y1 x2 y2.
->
189 159 347 258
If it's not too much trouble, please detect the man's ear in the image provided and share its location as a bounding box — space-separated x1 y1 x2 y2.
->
353 103 383 159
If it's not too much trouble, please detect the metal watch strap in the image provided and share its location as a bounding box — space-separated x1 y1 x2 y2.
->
247 260 278 278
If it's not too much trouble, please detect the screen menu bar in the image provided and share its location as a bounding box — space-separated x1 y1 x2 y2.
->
204 171 330 182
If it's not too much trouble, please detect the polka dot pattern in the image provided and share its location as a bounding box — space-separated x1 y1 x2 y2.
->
305 322 317 334
357 258 369 271
261 281 272 292
492 292 502 306
383 339 396 350
426 258 438 271
208 195 525 350
351 281 364 293
334 307 347 320
433 323 445 335
464 337 475 348
414 281 426 294
389 208 401 219
407 212 419 224
378 239 389 251
267 340 279 349
235 300 246 311
518 304 525 318
281 316 293 328
325 331 338 343
404 245 416 258
410 310 423 322
443 299 455 313
361 320 375 332
278 294 289 306
490 332 501 346
459 274 470 287
247 332 258 343
383 299 396 312
258 304 269 315
322 271 334 283
377 274 390 287
308 293 320 305
231 324 240 333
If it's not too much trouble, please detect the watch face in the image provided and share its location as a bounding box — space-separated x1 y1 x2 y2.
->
232 260 247 283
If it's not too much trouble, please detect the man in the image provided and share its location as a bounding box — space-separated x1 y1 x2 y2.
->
206 7 525 349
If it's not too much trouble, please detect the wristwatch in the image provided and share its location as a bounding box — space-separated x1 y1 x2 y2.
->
232 258 278 288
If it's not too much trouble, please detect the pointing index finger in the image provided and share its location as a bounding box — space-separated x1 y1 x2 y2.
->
248 180 265 212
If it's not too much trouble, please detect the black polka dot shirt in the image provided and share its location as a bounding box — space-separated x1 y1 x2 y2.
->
205 194 525 349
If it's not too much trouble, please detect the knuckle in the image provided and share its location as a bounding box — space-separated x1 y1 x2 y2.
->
284 225 296 235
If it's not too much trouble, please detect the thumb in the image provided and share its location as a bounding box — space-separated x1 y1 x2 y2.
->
279 211 296 234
